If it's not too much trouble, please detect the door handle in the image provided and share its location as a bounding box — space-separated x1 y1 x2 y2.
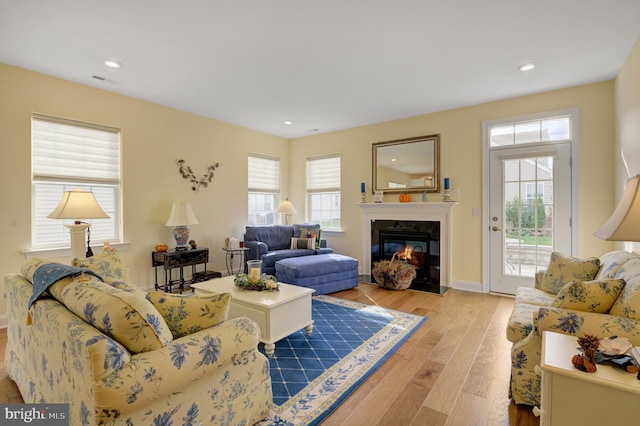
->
492 226 502 232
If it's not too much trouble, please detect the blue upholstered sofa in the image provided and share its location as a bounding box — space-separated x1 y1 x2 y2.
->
244 224 333 275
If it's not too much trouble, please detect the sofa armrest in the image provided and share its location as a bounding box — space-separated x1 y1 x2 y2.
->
535 307 640 344
244 241 268 262
93 317 264 416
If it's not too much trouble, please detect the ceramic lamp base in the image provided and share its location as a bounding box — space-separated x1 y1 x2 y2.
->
173 226 190 250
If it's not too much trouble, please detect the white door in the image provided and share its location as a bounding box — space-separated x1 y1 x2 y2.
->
489 143 571 294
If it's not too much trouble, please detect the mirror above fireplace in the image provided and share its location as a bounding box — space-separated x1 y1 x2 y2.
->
372 134 440 193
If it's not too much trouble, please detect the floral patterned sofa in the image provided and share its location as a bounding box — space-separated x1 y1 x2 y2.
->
4 252 272 425
507 251 640 407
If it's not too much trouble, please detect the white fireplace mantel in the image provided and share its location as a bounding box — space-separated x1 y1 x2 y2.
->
358 202 457 288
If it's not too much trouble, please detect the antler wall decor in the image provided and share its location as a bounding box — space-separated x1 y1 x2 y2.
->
177 159 220 192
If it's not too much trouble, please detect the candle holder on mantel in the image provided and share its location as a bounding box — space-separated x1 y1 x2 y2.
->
442 189 453 202
360 192 367 203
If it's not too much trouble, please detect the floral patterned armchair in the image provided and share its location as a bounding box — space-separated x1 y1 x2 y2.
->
507 251 640 407
5 254 272 425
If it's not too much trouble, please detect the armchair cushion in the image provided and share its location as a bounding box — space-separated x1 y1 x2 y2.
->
72 250 131 284
245 225 294 250
551 279 626 313
507 303 540 342
146 291 231 338
61 277 173 353
539 251 600 294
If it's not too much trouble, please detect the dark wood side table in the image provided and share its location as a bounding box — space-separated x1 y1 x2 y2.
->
152 248 221 293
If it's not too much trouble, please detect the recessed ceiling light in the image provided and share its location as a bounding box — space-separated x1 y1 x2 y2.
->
518 63 535 72
283 121 293 125
104 59 122 69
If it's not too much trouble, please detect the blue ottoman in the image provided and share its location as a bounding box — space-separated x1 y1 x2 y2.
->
275 254 358 295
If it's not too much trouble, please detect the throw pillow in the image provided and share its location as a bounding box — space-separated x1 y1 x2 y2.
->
72 249 131 283
551 279 626 313
608 258 640 321
540 252 600 294
61 277 173 353
299 225 322 249
290 237 316 250
21 258 62 283
146 291 231 338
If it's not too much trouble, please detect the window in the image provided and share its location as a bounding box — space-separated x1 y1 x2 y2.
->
489 116 571 147
525 182 544 202
32 114 121 249
248 155 279 225
306 155 341 230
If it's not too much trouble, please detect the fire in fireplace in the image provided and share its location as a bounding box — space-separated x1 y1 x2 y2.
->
371 219 440 293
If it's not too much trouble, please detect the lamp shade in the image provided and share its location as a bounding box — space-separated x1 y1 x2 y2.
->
276 198 298 215
594 174 640 241
165 201 199 226
47 190 109 220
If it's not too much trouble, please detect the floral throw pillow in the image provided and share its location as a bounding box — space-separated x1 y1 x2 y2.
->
608 258 640 321
146 291 231 338
551 279 625 313
72 249 131 283
540 252 600 294
61 277 173 353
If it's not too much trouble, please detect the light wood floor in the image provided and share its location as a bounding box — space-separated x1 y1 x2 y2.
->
0 284 539 425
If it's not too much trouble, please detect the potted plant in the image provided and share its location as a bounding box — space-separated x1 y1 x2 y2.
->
372 253 416 290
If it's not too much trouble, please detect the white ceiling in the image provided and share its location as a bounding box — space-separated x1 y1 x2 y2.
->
1 1 639 139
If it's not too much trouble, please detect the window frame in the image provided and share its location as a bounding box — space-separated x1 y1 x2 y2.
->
30 114 122 252
306 154 341 231
248 154 280 226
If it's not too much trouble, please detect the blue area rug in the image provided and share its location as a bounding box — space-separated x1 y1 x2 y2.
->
257 295 427 426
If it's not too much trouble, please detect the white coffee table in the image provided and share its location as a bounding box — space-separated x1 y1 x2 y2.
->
191 276 315 356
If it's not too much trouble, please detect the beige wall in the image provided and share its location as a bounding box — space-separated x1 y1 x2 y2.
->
291 81 617 291
2 46 637 320
0 63 289 319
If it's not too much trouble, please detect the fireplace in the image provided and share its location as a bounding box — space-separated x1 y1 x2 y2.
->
372 220 440 292
358 202 456 295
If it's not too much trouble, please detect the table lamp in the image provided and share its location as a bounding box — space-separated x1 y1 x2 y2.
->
276 198 297 225
47 190 110 258
594 174 640 241
166 201 199 250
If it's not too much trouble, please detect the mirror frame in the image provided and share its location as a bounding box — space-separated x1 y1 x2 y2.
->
372 134 440 194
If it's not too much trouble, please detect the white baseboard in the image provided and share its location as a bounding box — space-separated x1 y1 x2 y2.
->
451 280 483 293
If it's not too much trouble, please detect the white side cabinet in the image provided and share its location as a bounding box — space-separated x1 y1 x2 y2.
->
540 331 640 425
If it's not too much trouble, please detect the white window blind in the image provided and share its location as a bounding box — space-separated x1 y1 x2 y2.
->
306 155 340 191
32 115 120 183
248 155 279 226
31 114 121 248
307 155 341 229
248 155 279 191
